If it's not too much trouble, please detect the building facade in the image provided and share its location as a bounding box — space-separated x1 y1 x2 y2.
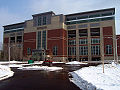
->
117 35 120 60
3 8 119 62
3 22 24 60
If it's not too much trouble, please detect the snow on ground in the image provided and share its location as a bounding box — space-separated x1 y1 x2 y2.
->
8 64 22 68
18 66 63 71
0 61 43 65
66 61 87 65
0 65 14 81
0 61 44 67
20 61 43 66
70 63 120 90
33 61 43 64
52 62 65 64
0 60 24 64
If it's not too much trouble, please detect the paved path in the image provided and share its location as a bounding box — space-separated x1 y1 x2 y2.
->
0 64 81 90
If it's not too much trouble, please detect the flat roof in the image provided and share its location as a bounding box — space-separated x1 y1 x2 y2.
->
3 22 25 27
32 11 55 17
65 8 115 16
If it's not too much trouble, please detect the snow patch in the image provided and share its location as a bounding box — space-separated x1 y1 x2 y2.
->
69 72 97 90
0 65 14 81
18 66 63 71
0 61 43 65
0 61 23 64
8 64 22 68
52 62 65 64
70 63 120 90
66 61 87 65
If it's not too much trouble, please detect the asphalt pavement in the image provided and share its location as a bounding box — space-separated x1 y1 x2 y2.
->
0 64 82 90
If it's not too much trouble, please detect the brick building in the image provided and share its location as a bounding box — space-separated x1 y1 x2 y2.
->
3 8 119 62
117 35 120 60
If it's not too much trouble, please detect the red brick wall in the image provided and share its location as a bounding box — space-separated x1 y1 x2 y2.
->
47 29 67 57
103 26 113 56
117 35 120 56
4 37 9 44
23 32 36 56
63 29 67 56
103 26 113 36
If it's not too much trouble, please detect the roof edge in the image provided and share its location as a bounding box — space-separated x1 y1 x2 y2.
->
3 22 25 27
32 11 55 17
65 8 115 16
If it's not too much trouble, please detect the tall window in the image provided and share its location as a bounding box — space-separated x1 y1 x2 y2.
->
79 46 88 55
106 45 112 54
17 36 22 42
91 38 100 44
91 45 100 55
42 30 46 49
68 39 76 45
90 28 100 36
79 39 88 44
10 37 15 43
79 29 88 37
68 30 76 38
43 16 47 25
37 31 41 49
38 16 42 26
53 46 58 55
68 47 76 55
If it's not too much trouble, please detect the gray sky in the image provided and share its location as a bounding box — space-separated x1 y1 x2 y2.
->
0 0 120 43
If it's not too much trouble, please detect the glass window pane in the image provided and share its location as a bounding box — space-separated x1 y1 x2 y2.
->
42 31 46 49
37 31 41 49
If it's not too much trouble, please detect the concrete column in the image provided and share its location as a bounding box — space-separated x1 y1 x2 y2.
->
66 29 68 61
41 31 42 49
100 26 104 62
46 30 47 50
15 33 17 44
88 24 91 61
112 22 117 61
22 32 24 61
76 25 79 61
8 37 11 60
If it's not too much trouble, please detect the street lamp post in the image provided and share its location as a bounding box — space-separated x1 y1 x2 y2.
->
102 54 104 73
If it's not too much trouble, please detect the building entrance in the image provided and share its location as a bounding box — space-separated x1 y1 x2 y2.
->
32 49 45 61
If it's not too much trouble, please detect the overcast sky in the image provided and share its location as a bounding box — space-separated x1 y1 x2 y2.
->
0 0 120 43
